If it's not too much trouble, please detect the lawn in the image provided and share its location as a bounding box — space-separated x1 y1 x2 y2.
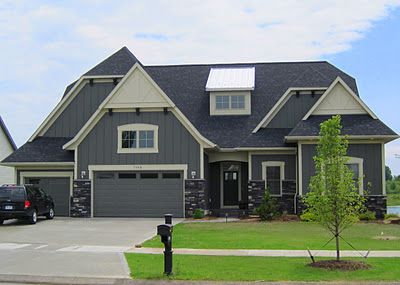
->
143 221 400 250
388 193 400 206
125 253 400 281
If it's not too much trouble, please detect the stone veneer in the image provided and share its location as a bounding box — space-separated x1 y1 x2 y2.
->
185 179 207 217
70 179 91 217
248 180 297 214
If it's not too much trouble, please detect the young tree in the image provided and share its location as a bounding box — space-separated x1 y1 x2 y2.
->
385 166 393 181
303 115 365 261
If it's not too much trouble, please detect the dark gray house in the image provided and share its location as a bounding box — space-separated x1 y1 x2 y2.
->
2 47 398 218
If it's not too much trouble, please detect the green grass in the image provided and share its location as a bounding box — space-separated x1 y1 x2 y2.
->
125 253 400 281
143 221 400 250
388 193 400 206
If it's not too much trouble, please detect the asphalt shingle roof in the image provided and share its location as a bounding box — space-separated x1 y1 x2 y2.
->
287 115 398 137
2 137 74 163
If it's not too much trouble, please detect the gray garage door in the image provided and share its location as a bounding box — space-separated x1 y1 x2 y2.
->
24 177 71 216
94 171 183 217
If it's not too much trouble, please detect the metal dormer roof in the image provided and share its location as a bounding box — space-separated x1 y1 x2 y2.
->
205 67 255 91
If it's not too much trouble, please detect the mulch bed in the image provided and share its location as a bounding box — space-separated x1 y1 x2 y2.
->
308 260 371 271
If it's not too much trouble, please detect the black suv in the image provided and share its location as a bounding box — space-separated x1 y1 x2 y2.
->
0 184 55 224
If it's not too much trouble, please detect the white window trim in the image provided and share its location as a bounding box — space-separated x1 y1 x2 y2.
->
117 123 159 154
346 156 364 195
210 91 251 116
262 161 285 196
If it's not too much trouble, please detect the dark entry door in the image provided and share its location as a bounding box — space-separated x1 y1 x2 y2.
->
223 171 239 206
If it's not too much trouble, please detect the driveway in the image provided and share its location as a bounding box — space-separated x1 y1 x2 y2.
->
0 217 179 278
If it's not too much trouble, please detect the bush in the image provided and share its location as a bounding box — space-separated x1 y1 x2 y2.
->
384 213 400 219
359 210 376 221
300 212 317 222
193 208 204 219
255 188 278 221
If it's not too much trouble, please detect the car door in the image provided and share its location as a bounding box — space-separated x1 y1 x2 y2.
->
31 187 46 214
38 188 52 212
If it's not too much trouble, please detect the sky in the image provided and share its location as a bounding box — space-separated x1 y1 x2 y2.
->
0 0 399 174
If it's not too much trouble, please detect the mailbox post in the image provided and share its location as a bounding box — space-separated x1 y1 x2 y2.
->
157 214 173 275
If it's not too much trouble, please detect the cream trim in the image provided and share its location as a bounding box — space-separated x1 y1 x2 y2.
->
346 156 364 195
303 77 377 120
63 63 215 150
261 161 285 196
208 151 248 163
89 164 188 218
28 76 124 142
286 135 399 142
200 145 204 179
252 87 327 133
74 148 78 179
381 143 386 195
1 162 74 167
298 143 303 196
117 123 159 154
236 147 297 151
248 152 252 180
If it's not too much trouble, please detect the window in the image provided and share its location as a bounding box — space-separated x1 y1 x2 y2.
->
117 124 158 153
262 161 285 196
162 173 181 179
345 157 364 194
216 95 230 109
118 173 136 179
140 173 158 179
97 172 114 179
231 95 245 109
215 95 245 110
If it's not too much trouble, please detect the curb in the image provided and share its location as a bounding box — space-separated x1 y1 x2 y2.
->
0 274 126 285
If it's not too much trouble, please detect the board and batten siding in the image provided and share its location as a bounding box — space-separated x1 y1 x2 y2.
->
45 82 116 137
301 144 383 195
267 93 322 128
251 154 296 181
78 111 200 177
0 128 15 184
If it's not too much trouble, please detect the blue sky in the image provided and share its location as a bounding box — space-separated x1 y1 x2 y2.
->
0 1 399 174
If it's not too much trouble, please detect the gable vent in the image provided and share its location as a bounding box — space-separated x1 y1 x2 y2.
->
206 67 255 91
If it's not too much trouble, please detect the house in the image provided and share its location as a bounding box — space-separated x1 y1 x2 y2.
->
2 47 398 218
0 116 17 184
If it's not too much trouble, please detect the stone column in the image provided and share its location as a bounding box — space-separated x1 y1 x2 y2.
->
184 179 206 217
70 179 91 217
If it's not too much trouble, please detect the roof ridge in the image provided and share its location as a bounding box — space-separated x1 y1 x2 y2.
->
144 60 329 68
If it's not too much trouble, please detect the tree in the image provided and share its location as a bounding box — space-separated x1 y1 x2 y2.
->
385 166 393 181
255 187 278 221
303 115 366 261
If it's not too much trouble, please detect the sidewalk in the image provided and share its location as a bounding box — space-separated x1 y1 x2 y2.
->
128 247 400 257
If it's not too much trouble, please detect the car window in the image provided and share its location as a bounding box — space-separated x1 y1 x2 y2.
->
0 187 26 201
38 188 47 197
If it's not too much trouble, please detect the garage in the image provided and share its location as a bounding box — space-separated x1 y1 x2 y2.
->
94 171 184 217
23 177 71 216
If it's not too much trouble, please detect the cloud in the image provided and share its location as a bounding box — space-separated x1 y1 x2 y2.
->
0 0 399 146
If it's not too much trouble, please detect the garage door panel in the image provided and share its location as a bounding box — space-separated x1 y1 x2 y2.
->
94 171 183 217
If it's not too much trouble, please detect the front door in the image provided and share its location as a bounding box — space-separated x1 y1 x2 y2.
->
223 170 239 207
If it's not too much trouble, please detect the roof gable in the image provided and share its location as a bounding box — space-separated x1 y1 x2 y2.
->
105 65 172 108
303 77 377 119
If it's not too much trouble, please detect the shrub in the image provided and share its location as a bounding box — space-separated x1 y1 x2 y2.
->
300 211 317 222
384 213 400 219
255 188 278 221
193 208 204 219
359 210 376 221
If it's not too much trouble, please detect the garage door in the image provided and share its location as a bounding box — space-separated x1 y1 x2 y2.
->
94 171 183 217
24 177 71 216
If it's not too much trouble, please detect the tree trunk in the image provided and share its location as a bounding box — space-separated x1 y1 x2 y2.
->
335 226 340 261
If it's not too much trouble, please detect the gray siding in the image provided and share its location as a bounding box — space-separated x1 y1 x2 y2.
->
78 112 200 176
267 93 321 128
301 144 383 195
45 82 115 137
251 154 296 181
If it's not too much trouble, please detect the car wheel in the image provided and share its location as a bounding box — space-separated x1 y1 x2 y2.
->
46 208 55 220
0 219 3 225
28 210 37 224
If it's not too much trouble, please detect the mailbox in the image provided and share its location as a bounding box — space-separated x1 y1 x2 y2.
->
157 215 174 275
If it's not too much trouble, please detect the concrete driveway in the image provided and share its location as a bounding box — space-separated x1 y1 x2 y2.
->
0 217 179 279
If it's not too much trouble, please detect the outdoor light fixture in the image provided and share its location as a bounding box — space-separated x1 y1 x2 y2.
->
80 171 86 179
191 171 196 179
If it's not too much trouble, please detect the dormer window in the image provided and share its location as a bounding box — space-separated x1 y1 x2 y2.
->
206 67 254 116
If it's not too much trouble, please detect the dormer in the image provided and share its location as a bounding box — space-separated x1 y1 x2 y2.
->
206 67 255 116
